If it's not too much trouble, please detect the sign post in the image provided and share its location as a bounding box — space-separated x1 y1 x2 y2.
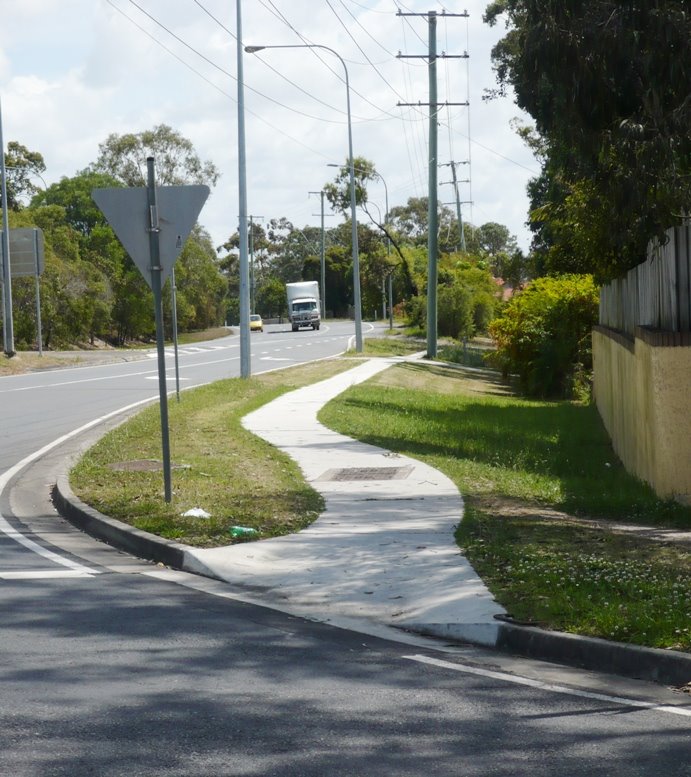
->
0 227 45 354
0 96 14 357
92 158 209 503
145 158 173 502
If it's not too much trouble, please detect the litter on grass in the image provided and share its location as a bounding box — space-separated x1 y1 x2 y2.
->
230 525 258 538
182 507 212 519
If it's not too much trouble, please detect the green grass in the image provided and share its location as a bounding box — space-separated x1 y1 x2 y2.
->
68 344 691 651
346 337 425 357
457 512 690 650
437 341 493 369
176 326 230 345
70 359 352 547
318 361 691 651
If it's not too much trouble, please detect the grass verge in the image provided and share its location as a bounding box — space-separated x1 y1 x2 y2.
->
345 336 425 357
70 359 352 547
318 361 691 651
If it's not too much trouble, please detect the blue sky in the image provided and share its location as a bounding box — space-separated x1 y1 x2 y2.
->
0 0 539 253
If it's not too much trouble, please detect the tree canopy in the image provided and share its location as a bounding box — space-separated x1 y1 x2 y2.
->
485 0 691 280
2 141 46 210
89 124 220 187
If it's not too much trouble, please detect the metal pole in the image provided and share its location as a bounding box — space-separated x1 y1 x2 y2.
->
320 191 326 318
146 157 173 503
0 97 15 357
246 44 362 351
388 272 394 330
237 0 251 377
249 215 254 313
171 266 180 401
426 12 438 359
33 228 42 356
340 60 362 351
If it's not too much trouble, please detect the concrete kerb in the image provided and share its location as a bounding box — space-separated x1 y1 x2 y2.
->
47 355 691 690
50 474 691 687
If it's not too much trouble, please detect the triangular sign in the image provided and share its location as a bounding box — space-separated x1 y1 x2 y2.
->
92 185 210 288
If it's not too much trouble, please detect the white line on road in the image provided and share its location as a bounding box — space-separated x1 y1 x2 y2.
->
0 396 161 574
0 570 97 579
404 654 691 718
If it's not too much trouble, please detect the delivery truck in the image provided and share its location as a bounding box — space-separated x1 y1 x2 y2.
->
286 281 321 331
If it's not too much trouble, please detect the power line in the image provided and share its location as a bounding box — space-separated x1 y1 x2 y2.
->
326 0 413 107
104 1 345 162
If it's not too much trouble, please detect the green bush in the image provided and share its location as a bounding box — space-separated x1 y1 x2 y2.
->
488 274 598 399
438 284 474 340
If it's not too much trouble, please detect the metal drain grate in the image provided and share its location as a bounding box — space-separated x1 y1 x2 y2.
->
318 466 413 482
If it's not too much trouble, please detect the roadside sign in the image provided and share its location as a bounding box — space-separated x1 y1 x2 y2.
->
0 228 45 277
92 185 209 288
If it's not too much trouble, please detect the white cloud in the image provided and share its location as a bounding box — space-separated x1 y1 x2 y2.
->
0 0 538 252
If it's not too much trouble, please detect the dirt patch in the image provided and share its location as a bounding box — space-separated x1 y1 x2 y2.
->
469 494 691 544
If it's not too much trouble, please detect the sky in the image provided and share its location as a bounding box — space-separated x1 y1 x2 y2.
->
0 0 540 255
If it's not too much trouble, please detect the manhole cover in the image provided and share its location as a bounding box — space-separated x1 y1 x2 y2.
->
318 466 413 482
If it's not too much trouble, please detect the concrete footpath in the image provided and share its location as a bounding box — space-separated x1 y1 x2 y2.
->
54 358 691 688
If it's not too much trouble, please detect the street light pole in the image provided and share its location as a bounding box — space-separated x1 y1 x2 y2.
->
236 0 251 377
246 43 362 352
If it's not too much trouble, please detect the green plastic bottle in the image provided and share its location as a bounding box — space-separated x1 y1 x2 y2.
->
230 525 258 539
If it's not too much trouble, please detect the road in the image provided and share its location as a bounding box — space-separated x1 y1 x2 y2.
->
1 323 689 776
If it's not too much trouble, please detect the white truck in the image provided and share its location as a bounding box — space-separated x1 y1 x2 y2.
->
286 281 321 331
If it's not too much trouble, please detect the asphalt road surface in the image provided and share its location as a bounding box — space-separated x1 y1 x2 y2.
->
1 325 689 776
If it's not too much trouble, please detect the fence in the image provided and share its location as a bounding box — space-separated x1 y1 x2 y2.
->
599 222 691 336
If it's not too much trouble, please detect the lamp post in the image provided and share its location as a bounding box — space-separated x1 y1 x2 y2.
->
236 0 251 377
246 43 362 352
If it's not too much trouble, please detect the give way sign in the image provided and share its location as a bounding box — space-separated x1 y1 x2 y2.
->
92 185 209 288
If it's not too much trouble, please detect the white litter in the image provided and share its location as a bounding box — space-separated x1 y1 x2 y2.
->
181 507 211 519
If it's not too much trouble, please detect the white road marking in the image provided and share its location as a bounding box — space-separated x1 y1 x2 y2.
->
0 365 162 393
0 396 160 574
0 570 97 579
404 654 691 718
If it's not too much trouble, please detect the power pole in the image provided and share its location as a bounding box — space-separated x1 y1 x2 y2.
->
397 9 469 359
309 191 329 318
441 160 470 252
248 215 263 314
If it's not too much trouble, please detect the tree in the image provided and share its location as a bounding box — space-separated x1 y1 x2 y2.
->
170 226 227 331
40 171 121 237
388 197 457 252
476 222 517 259
90 124 220 187
485 1 691 280
323 156 374 215
2 141 46 210
255 277 286 318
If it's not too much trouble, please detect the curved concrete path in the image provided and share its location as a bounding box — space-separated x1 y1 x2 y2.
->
184 359 506 644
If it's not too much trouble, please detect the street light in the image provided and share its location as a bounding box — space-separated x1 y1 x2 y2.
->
245 43 362 352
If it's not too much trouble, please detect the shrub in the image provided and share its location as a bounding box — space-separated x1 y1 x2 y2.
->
488 274 598 398
438 284 474 340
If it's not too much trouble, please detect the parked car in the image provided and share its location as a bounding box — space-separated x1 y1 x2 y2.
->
250 314 263 332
